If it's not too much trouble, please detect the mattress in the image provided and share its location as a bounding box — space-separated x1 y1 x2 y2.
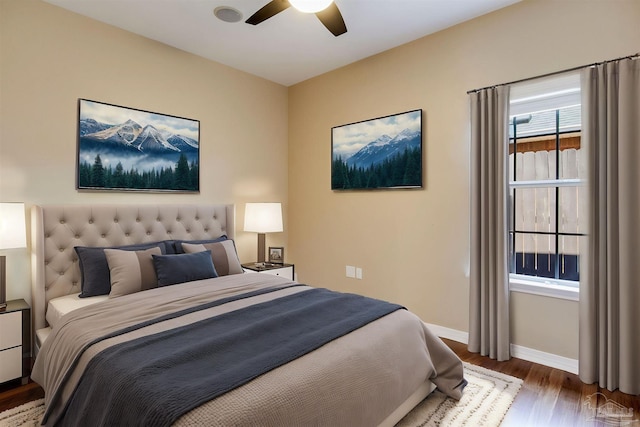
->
45 293 109 328
36 294 110 352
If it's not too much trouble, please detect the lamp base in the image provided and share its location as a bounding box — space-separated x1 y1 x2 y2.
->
0 255 6 311
257 233 266 263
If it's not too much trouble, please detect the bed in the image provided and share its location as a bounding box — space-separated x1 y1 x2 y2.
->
30 204 466 426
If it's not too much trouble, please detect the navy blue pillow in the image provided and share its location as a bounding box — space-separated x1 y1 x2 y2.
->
75 241 167 298
161 240 178 255
172 235 227 254
153 251 218 287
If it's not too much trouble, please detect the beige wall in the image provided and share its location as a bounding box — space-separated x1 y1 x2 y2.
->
0 0 289 303
288 0 640 359
2 0 639 361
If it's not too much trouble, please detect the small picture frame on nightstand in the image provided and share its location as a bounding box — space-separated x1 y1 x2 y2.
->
268 247 284 264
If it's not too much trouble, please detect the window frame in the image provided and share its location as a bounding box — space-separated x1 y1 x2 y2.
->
508 104 584 301
509 274 579 301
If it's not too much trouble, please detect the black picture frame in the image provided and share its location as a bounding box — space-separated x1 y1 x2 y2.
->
76 99 200 192
269 246 284 264
331 109 422 190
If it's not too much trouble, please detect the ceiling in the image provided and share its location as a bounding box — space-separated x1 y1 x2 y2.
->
43 0 521 87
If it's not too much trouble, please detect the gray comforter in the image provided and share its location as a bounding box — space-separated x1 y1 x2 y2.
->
32 274 466 426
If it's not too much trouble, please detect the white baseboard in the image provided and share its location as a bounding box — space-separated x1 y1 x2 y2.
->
426 323 579 375
425 323 469 344
510 344 579 374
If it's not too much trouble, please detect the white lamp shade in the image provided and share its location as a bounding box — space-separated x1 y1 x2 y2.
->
244 203 283 233
289 0 334 13
0 202 27 250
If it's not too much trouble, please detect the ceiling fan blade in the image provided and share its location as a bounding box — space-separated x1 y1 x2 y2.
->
246 0 291 25
315 2 347 36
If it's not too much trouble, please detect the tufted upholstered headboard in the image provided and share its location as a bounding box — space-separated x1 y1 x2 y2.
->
30 204 235 333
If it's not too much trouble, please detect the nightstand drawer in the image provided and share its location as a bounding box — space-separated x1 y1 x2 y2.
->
0 311 22 350
0 346 22 383
261 266 293 280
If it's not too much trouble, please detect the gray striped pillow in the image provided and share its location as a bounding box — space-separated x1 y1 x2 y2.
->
182 240 243 276
105 246 162 298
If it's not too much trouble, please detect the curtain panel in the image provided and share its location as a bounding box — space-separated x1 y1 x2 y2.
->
468 86 511 361
579 57 640 395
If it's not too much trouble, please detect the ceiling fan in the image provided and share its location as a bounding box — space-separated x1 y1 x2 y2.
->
246 0 347 37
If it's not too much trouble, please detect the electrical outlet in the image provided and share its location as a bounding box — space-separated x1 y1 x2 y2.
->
346 265 356 278
356 268 362 279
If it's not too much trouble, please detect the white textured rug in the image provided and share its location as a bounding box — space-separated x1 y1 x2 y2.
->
0 363 521 427
397 362 523 426
0 399 44 427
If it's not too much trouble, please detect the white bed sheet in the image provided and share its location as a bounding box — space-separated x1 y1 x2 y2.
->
46 293 109 328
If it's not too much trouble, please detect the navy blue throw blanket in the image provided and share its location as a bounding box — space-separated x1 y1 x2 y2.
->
58 288 404 427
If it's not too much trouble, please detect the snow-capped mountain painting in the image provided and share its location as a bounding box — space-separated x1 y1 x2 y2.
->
331 109 422 190
77 99 200 192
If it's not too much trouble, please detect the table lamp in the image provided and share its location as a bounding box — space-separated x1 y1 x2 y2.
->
244 203 283 264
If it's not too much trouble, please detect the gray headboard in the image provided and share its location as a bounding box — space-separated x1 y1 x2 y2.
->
30 204 235 332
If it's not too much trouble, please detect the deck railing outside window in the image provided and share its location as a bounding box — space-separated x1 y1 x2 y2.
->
508 104 584 285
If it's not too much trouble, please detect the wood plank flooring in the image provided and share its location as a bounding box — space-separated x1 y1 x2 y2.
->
443 339 640 426
0 378 43 413
1 339 638 426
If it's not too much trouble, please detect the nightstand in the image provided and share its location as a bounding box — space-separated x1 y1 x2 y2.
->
0 299 31 385
242 263 295 281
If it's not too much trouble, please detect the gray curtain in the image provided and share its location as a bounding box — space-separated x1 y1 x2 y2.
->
469 86 511 361
580 57 640 395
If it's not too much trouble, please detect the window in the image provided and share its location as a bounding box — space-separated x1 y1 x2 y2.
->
508 73 585 299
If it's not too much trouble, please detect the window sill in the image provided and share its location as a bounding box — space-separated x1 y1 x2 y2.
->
509 276 579 301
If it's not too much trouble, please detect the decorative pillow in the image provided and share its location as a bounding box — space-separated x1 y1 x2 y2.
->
182 240 243 276
172 235 228 254
160 240 178 255
152 251 218 287
75 242 167 298
105 247 162 298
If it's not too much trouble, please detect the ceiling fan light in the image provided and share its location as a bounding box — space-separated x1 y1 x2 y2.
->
288 0 334 14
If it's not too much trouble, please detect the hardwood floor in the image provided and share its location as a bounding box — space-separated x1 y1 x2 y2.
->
0 377 43 413
443 338 640 427
1 341 638 426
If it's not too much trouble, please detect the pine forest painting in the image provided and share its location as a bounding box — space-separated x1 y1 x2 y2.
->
77 99 200 192
331 109 422 190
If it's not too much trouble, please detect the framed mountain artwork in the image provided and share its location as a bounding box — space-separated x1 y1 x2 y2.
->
331 109 422 190
76 99 200 192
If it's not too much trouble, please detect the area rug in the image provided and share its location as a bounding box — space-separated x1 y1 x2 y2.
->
0 399 43 427
396 362 523 426
0 363 521 426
